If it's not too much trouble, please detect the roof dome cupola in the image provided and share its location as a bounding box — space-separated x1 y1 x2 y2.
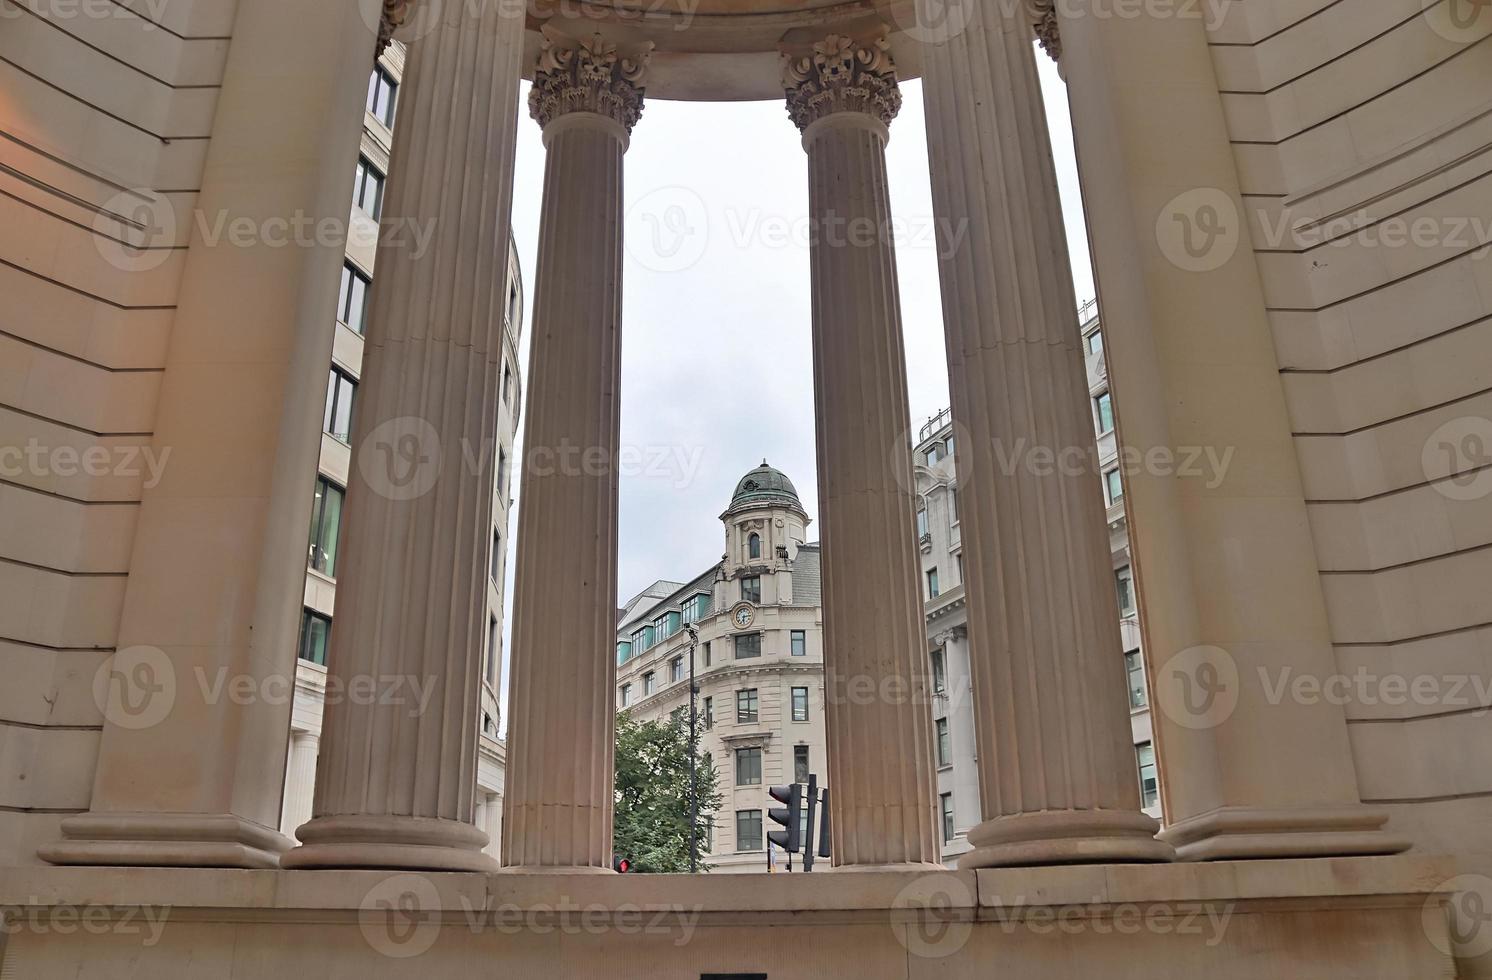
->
728 459 803 513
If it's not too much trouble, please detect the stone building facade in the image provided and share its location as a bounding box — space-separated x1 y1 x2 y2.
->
614 463 826 871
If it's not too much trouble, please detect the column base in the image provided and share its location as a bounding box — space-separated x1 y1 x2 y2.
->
281 815 498 872
39 812 290 869
498 865 613 875
1157 805 1411 861
958 809 1173 869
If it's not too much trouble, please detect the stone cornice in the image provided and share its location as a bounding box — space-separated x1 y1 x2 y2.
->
528 26 653 133
376 0 411 56
781 33 901 133
1030 0 1060 61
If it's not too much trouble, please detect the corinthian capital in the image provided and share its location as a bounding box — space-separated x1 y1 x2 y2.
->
1029 0 1061 61
781 33 902 133
377 0 413 56
528 26 654 133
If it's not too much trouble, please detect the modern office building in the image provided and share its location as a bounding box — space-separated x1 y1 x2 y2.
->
913 301 1159 866
614 463 826 871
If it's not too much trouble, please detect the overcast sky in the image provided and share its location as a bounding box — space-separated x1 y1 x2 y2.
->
500 54 1090 699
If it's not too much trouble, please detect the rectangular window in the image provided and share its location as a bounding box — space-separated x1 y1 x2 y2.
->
353 155 385 219
643 671 656 696
734 633 761 660
1137 742 1159 808
298 609 331 665
926 443 941 465
926 567 940 599
616 640 632 665
936 717 951 767
490 529 502 582
740 576 761 604
735 747 762 786
641 624 655 649
930 647 946 694
367 64 398 127
308 477 345 577
949 486 958 524
1094 391 1115 434
338 262 371 335
496 448 507 499
1125 649 1147 708
703 640 711 667
670 657 683 684
791 686 809 722
1086 329 1103 355
736 688 758 724
486 614 499 687
1104 467 1124 506
683 592 712 623
916 506 929 538
790 630 806 657
502 361 513 405
1116 565 1135 615
703 695 713 730
619 683 631 708
735 809 763 852
794 744 810 784
940 792 955 843
323 367 357 443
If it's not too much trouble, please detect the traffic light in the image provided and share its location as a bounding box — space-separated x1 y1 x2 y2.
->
766 783 802 853
613 855 631 873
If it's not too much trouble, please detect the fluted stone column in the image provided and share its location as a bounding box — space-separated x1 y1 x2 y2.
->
919 4 1173 867
280 732 319 836
281 0 524 871
501 28 650 872
783 34 941 868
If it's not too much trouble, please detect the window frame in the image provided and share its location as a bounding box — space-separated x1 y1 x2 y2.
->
735 809 763 852
791 686 809 722
353 155 385 219
790 629 806 657
308 477 345 577
740 576 761 604
367 64 399 128
935 717 951 767
323 366 357 444
734 747 762 787
297 609 332 666
337 262 372 335
733 632 762 660
736 688 758 724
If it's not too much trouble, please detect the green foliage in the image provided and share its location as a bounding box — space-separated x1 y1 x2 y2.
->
613 709 722 873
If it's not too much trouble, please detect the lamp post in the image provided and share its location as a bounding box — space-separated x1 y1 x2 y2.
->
685 623 700 873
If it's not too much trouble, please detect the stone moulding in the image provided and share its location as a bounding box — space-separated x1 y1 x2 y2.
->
377 0 412 55
782 34 903 133
528 26 654 133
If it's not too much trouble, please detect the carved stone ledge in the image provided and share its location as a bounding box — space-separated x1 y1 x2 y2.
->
528 26 653 133
377 0 412 56
781 33 902 133
1029 0 1061 61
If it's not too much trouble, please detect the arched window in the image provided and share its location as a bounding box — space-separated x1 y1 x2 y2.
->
748 532 761 559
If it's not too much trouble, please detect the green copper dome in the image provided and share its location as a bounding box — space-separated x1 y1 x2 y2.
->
729 460 802 511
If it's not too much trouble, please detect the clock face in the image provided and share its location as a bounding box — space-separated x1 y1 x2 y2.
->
733 605 754 629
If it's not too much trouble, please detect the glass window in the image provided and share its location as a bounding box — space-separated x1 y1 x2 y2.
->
490 529 501 582
1137 742 1159 808
735 809 763 852
703 696 713 730
1116 565 1135 615
940 793 955 843
748 532 761 559
308 477 345 577
670 657 683 684
790 630 806 657
641 624 655 649
683 592 712 623
703 640 711 667
1105 467 1124 506
323 367 356 443
926 443 941 465
496 448 507 499
1125 649 1147 708
734 633 761 659
930 647 946 693
619 683 631 708
791 686 809 722
367 64 398 127
353 155 384 219
502 361 513 404
735 747 762 786
945 435 954 459
486 614 499 687
1094 391 1115 434
643 671 655 696
926 567 940 599
740 576 761 604
949 486 958 524
936 717 951 767
916 505 929 538
736 688 758 724
794 745 810 784
616 640 632 665
1086 329 1103 355
297 609 331 665
337 262 371 335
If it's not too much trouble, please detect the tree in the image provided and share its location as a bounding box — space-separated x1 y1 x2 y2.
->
613 709 723 873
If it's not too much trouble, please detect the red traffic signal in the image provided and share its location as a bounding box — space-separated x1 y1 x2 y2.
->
613 856 631 873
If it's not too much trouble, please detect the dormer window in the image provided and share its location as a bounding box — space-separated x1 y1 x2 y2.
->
748 532 761 559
